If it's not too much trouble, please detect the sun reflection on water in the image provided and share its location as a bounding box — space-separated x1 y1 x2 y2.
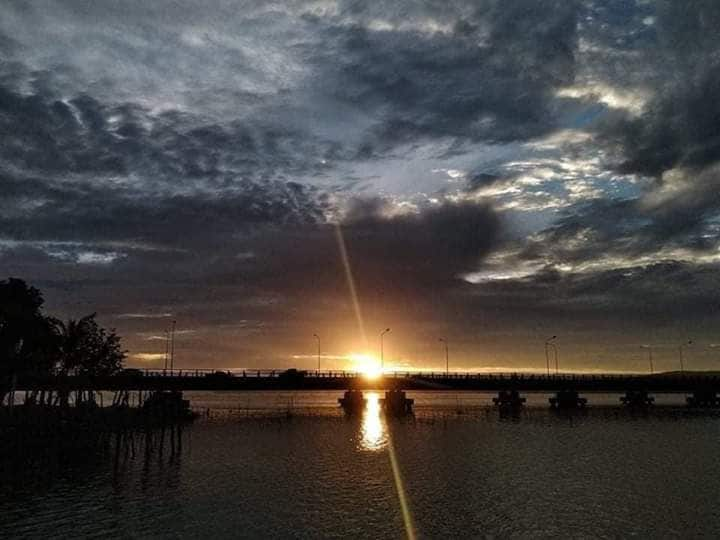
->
358 392 416 538
360 392 387 451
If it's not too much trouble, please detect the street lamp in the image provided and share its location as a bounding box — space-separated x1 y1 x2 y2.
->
169 320 177 371
164 329 170 371
380 328 391 370
679 339 692 374
641 345 654 374
313 333 321 371
439 338 449 375
545 336 557 376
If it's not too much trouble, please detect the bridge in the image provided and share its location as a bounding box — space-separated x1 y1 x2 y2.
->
15 369 720 409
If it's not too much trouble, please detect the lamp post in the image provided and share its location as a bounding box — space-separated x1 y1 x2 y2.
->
641 345 654 374
380 328 391 370
164 329 170 371
169 320 177 371
545 336 557 376
313 333 321 371
679 339 692 374
439 338 449 375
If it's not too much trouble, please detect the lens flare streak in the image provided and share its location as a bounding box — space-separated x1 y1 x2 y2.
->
336 222 414 538
387 424 416 540
334 224 368 347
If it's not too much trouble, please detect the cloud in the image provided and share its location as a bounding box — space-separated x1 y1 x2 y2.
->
0 195 502 368
117 313 174 320
3 1 720 369
0 84 340 190
0 171 328 249
335 198 501 285
194 198 503 304
472 260 720 324
591 2 720 223
304 0 579 152
0 0 583 169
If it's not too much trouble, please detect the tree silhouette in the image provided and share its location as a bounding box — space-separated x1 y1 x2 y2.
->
53 314 125 377
0 278 57 405
52 314 125 406
1 277 126 407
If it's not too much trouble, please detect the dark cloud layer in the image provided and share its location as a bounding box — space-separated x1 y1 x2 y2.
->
0 195 501 366
2 1 720 370
0 84 339 188
599 2 720 208
0 173 326 246
490 1 720 320
308 0 578 152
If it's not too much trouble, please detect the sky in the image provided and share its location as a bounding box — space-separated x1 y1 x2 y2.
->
2 0 720 373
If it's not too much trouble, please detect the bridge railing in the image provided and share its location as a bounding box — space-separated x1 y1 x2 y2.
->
138 368 367 378
128 369 717 384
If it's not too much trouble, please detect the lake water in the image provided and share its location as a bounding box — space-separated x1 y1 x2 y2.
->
2 391 720 538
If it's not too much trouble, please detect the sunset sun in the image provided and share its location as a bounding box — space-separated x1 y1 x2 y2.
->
348 353 382 379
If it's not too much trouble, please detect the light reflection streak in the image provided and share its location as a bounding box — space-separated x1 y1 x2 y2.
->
360 392 386 451
359 393 416 539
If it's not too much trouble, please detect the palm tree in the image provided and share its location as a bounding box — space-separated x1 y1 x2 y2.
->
1 279 126 408
53 314 126 407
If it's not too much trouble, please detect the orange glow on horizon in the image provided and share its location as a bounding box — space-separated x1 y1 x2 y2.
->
347 353 383 379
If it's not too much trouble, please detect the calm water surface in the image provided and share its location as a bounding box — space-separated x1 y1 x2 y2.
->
2 391 720 538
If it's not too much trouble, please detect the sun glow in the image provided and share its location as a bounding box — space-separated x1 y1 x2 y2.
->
348 353 382 379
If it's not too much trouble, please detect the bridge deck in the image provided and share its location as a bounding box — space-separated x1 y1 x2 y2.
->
15 369 720 393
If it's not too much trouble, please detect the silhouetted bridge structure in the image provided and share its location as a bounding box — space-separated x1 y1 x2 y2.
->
17 369 720 408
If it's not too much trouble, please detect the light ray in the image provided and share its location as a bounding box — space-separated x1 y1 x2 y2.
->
336 222 415 538
334 223 368 347
387 425 416 540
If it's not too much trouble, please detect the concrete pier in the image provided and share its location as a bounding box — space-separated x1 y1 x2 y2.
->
338 390 366 414
549 389 587 409
493 389 526 408
380 390 414 416
620 390 654 407
686 389 720 407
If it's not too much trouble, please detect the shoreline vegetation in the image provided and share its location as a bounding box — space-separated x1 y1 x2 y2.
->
1 277 195 458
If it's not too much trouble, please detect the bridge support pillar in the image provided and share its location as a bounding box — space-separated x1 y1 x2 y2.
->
380 390 414 416
620 390 654 408
493 389 526 409
549 389 587 409
338 390 366 414
686 389 720 407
